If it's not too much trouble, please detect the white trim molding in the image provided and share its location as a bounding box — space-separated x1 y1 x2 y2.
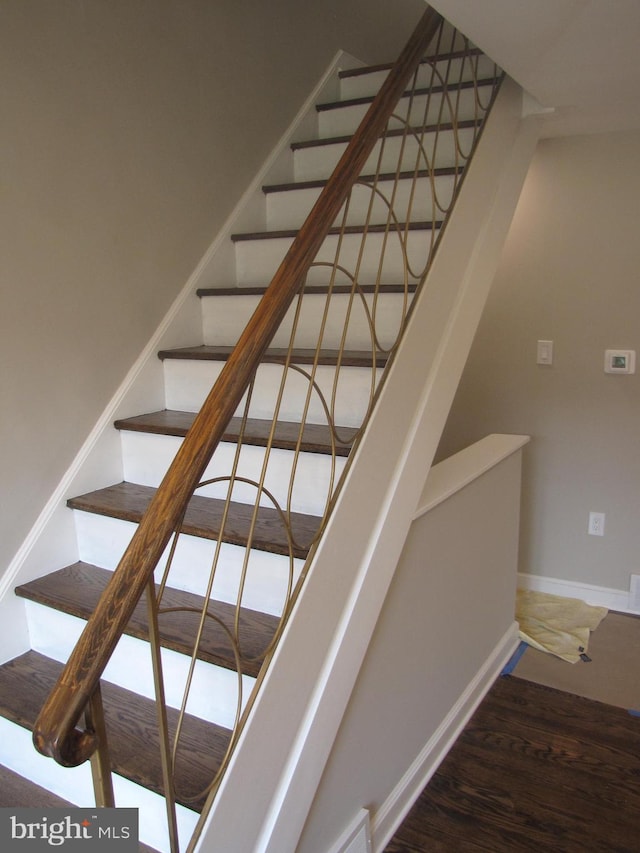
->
518 572 640 616
329 809 372 853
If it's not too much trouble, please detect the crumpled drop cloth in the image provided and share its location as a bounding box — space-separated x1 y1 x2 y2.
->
516 589 608 663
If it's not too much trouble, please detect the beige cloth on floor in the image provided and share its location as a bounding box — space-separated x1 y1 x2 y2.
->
516 589 608 663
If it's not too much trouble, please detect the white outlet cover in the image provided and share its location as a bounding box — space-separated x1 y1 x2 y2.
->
588 511 605 536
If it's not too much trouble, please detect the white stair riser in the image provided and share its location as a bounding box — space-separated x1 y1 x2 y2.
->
265 174 456 231
339 53 497 100
24 602 253 730
202 290 414 351
236 229 434 289
318 84 492 138
73 511 303 617
120 430 346 517
294 126 475 182
0 718 197 853
164 360 383 427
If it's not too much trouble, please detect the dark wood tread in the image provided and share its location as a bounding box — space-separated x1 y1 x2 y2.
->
338 47 483 80
67 481 320 559
15 562 279 679
0 762 74 808
0 651 230 812
197 283 417 297
291 119 480 152
114 410 357 457
0 763 159 849
262 165 462 195
231 220 440 243
317 75 498 112
157 344 388 370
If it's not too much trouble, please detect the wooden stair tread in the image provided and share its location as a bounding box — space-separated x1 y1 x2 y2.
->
157 345 388 370
262 166 462 195
291 118 480 151
15 563 279 679
0 651 229 812
317 75 497 112
0 761 159 850
338 47 483 80
114 410 357 457
67 482 319 559
0 762 74 808
230 220 441 242
197 283 416 296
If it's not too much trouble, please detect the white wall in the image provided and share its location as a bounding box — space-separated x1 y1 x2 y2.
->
296 437 525 853
0 0 426 579
439 130 640 596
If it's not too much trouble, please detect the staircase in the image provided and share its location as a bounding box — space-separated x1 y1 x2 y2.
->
0 14 533 853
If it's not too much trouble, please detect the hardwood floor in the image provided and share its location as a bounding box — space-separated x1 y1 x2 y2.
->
386 675 640 852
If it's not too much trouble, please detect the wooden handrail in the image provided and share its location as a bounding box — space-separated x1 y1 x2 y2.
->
33 6 443 768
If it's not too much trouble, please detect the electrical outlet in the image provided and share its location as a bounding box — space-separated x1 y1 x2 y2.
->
588 511 605 536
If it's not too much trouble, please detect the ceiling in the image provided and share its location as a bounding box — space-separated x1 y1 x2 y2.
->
428 0 640 137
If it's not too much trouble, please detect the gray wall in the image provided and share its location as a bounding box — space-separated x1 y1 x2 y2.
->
439 129 640 594
0 0 426 576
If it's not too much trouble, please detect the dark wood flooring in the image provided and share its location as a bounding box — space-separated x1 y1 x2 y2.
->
386 675 640 852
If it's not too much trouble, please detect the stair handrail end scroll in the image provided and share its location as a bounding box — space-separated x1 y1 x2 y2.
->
32 8 444 772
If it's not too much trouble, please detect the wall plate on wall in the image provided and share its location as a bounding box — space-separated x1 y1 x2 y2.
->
604 349 636 374
536 339 553 365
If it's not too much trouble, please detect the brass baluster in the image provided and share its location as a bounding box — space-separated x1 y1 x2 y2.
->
146 578 180 852
85 684 115 808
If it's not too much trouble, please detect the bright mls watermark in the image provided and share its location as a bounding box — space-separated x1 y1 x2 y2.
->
0 808 138 851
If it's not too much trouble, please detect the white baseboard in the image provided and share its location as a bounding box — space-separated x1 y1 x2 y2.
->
370 621 520 853
518 572 640 616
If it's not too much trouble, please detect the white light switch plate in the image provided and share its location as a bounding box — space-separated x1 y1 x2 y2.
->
537 340 553 365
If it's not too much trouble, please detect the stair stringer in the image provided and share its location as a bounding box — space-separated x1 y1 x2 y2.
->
193 77 541 853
